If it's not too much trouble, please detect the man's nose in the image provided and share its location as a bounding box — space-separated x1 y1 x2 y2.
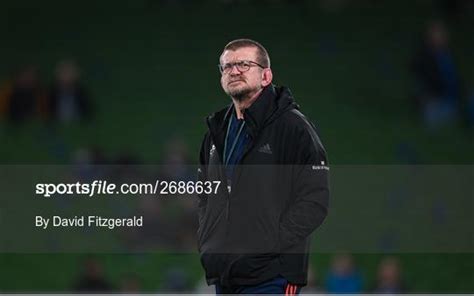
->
229 65 242 75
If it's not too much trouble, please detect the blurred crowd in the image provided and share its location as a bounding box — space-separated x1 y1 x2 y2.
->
0 23 471 135
0 59 93 125
411 20 474 130
73 254 406 293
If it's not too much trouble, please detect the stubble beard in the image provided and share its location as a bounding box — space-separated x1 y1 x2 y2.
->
225 83 259 102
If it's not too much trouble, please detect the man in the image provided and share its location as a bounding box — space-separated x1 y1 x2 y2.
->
411 21 462 128
197 39 329 294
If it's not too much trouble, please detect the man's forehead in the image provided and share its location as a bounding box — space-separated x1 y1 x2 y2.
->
220 47 258 63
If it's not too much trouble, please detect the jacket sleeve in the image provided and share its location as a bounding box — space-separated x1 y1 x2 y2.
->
279 121 330 251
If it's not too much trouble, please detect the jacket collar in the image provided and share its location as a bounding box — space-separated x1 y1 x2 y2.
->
207 85 281 138
243 84 278 136
206 102 233 140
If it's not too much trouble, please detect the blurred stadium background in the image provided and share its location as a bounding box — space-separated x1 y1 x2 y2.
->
0 0 473 293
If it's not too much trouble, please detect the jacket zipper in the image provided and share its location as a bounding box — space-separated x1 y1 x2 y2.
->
207 111 257 236
225 112 258 233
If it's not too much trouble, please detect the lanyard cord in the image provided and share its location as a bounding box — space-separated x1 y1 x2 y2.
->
223 118 246 166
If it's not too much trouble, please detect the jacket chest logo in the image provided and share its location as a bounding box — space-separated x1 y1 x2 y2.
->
257 143 273 154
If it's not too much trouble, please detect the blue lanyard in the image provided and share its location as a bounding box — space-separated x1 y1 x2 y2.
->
223 118 246 166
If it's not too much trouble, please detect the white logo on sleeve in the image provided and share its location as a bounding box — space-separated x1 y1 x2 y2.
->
312 161 329 171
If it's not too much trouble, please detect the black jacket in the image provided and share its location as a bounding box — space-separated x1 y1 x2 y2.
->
197 85 329 287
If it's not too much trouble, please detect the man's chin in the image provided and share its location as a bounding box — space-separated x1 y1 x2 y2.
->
226 87 252 101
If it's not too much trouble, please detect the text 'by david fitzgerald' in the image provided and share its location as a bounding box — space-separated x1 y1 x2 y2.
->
35 215 143 230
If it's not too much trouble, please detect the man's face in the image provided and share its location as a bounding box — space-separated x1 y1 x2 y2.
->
220 47 266 100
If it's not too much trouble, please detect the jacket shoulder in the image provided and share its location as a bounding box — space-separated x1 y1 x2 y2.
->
279 109 320 135
278 109 327 161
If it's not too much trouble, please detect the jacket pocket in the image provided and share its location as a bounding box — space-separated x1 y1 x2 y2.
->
200 253 228 280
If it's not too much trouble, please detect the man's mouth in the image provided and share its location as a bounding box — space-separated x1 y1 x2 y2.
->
228 80 244 85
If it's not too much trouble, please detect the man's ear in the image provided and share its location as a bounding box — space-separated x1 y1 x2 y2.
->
261 68 273 87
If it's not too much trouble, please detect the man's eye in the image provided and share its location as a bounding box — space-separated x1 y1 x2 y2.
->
238 61 248 67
